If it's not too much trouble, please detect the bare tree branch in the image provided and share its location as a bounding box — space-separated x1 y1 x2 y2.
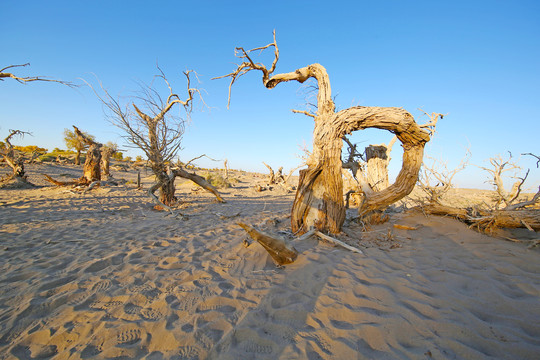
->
292 109 316 118
522 153 540 168
0 63 78 87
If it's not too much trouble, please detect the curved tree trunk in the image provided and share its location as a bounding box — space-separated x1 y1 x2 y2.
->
216 36 434 235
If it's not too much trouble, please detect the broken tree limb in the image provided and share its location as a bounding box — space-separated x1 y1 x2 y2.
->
172 167 225 203
263 162 276 184
416 202 540 231
237 222 298 265
314 231 364 255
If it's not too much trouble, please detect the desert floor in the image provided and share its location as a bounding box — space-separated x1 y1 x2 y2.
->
0 163 539 359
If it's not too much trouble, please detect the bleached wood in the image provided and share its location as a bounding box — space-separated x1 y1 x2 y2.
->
314 231 364 255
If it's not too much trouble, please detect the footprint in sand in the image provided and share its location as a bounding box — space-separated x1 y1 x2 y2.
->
89 300 123 311
81 344 103 357
84 258 111 273
177 345 201 360
92 279 112 292
67 292 91 307
115 328 143 346
123 303 142 315
243 341 274 354
140 308 163 321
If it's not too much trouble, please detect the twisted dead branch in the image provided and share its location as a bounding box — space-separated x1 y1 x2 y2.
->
215 32 437 234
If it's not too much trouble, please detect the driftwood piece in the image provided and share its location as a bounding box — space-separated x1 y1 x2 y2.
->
237 222 298 265
313 231 364 254
417 203 540 231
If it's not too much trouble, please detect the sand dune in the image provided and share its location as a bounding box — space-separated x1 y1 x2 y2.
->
0 163 539 359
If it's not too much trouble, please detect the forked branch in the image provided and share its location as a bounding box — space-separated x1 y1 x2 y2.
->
0 63 78 87
213 31 332 114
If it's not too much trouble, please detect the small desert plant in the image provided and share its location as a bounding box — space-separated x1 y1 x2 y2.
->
205 172 231 188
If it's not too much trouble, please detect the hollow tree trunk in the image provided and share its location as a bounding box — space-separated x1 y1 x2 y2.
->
365 144 389 191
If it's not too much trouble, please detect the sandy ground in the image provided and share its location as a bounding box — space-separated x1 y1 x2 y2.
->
0 163 539 359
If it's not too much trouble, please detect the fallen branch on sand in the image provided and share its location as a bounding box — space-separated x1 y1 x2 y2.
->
415 202 540 232
237 222 298 266
238 223 364 266
313 231 365 255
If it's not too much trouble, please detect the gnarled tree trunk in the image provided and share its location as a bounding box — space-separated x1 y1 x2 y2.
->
216 33 433 234
73 126 101 184
83 143 102 183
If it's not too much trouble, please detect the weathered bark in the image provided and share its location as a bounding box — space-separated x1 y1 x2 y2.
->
263 162 276 184
365 144 390 191
100 146 116 177
82 143 101 183
75 150 81 165
0 130 34 188
158 169 176 206
73 126 101 184
238 222 298 265
216 33 433 234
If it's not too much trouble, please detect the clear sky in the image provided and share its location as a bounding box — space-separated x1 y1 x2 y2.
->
1 0 539 190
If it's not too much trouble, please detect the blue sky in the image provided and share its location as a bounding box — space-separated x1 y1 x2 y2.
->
1 0 539 190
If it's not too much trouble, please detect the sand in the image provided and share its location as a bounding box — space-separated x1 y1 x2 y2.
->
0 162 539 359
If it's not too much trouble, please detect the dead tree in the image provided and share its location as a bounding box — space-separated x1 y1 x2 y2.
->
64 128 95 165
215 32 436 234
73 126 102 184
0 130 34 187
1 63 77 87
416 152 540 232
479 153 531 210
223 158 229 179
92 67 224 208
418 150 471 205
100 142 118 178
262 162 285 185
343 110 441 196
43 126 102 187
